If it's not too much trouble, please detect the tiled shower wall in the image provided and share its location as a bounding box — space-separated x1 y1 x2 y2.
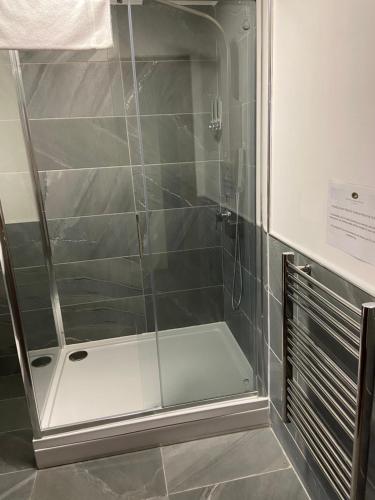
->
10 4 224 345
267 234 375 499
217 0 258 370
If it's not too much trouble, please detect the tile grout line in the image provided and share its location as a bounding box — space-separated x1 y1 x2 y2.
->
270 415 312 500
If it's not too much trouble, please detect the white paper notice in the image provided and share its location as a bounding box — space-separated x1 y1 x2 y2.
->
327 182 375 266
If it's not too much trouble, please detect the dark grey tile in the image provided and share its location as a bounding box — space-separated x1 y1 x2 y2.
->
48 213 139 264
13 266 52 311
0 374 24 400
269 295 283 360
162 428 290 494
224 290 254 366
123 60 217 116
134 162 220 210
223 249 255 322
128 114 219 166
40 167 134 219
222 217 256 276
63 296 147 343
0 397 31 432
0 429 34 473
6 222 44 268
0 470 36 500
117 3 216 61
22 62 124 119
0 354 20 377
32 448 166 500
144 207 220 254
143 248 222 294
270 404 335 500
56 257 143 306
269 349 283 418
21 307 58 350
29 117 130 171
169 468 308 500
150 286 223 332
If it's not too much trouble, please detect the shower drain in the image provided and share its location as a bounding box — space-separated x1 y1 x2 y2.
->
31 356 52 368
69 350 88 362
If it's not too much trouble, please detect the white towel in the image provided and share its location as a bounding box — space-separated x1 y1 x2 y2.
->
0 0 113 50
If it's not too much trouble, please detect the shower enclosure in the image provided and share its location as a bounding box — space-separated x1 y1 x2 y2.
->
0 0 266 466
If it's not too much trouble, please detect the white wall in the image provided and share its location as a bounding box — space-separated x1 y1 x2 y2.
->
0 52 38 224
270 0 375 295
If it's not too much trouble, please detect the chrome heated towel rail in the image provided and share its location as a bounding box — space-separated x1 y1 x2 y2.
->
282 252 375 500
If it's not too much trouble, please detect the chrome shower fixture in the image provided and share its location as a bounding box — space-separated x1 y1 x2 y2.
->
209 96 223 137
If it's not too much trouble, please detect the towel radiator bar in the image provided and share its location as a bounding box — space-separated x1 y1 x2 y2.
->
282 252 375 500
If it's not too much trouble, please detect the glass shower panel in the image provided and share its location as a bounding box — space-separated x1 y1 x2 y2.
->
0 50 61 429
3 11 163 428
129 0 257 407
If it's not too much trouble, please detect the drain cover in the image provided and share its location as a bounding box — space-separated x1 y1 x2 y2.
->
69 350 88 362
31 356 52 368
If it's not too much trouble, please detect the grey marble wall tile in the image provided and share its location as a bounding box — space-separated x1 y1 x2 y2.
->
63 296 147 343
169 468 308 500
0 470 36 500
32 447 166 500
162 428 290 494
6 222 44 268
29 117 130 171
0 429 34 473
269 295 282 360
143 248 222 294
143 207 220 255
22 62 124 119
150 286 223 332
48 213 139 264
0 354 19 377
56 257 143 306
222 217 256 275
10 266 52 312
0 374 25 400
0 397 31 432
133 162 220 210
257 328 268 396
21 308 58 350
224 289 254 367
0 279 10 315
40 167 134 219
128 114 219 166
117 4 216 61
222 248 255 322
270 349 283 418
270 404 337 500
123 60 217 116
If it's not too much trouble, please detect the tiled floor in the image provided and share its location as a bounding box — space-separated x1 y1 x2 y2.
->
0 427 309 500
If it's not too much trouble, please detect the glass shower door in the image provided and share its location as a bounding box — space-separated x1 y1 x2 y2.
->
127 0 257 407
2 19 164 429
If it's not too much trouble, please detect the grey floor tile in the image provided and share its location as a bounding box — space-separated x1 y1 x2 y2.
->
162 429 290 494
31 448 167 500
168 468 308 500
0 429 35 474
0 470 36 500
0 398 31 432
